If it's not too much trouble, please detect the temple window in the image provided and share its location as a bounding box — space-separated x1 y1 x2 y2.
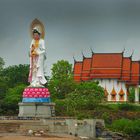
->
111 87 117 101
119 87 125 101
119 95 124 101
111 95 116 100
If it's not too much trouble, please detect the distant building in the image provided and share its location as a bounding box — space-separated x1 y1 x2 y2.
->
73 51 139 103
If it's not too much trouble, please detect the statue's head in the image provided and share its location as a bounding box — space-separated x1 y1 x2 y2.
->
32 26 41 40
30 19 45 39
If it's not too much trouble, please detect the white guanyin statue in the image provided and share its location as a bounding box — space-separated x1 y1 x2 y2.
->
19 19 54 117
28 19 47 87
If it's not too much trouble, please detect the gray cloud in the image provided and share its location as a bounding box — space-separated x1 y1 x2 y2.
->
0 0 140 75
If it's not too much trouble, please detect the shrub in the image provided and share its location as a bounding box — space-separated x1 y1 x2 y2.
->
101 112 111 124
54 99 67 116
110 119 140 136
1 84 26 115
118 103 140 111
128 87 135 103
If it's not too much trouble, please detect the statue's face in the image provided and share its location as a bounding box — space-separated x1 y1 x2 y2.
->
33 33 40 40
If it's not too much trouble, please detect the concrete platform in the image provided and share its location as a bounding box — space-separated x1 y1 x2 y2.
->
0 118 104 139
18 102 55 118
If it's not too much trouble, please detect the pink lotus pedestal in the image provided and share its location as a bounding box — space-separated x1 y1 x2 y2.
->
22 87 51 102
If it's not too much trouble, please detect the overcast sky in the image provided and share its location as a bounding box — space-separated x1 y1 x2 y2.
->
1 0 140 75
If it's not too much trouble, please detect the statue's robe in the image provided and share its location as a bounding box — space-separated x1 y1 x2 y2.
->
28 39 47 86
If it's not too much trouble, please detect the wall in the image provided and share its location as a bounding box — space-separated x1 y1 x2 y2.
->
0 118 104 138
94 79 127 102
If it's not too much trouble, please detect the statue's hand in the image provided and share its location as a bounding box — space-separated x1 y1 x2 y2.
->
31 51 38 56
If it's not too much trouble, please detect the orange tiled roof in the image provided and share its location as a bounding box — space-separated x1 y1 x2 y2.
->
81 58 92 81
121 57 131 81
73 52 140 86
129 61 140 85
73 62 82 82
90 53 122 79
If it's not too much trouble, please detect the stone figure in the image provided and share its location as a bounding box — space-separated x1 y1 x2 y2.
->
28 19 47 87
18 19 55 118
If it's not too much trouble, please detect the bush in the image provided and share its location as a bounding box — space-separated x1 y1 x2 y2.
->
66 82 104 110
54 82 104 118
118 103 140 111
110 119 140 136
1 84 26 115
54 99 67 116
101 112 111 124
128 87 135 103
76 111 92 120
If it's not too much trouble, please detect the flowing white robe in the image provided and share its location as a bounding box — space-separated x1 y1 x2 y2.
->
28 39 47 86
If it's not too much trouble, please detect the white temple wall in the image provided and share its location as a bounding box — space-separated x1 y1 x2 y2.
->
94 79 127 102
135 86 139 103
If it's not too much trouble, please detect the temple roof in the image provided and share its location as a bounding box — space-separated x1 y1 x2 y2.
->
121 57 131 82
129 61 140 85
73 52 140 86
73 61 83 82
81 58 92 81
92 53 122 68
90 53 122 79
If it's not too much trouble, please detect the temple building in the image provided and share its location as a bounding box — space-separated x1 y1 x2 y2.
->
73 51 140 103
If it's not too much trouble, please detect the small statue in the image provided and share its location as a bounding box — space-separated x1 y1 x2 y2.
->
28 19 47 87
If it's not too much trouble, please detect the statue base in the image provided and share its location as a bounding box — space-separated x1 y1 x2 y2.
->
18 102 55 118
18 87 55 118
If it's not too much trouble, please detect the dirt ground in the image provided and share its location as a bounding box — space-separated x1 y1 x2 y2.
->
0 132 77 140
0 119 79 140
0 135 76 140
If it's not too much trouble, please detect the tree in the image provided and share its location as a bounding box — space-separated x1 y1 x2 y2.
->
66 81 104 110
55 81 104 117
51 60 72 80
1 64 29 88
0 62 30 115
0 77 8 99
1 84 26 115
48 60 75 99
128 87 135 103
0 57 5 70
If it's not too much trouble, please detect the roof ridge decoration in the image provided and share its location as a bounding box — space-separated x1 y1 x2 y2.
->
90 48 94 54
82 51 86 59
130 49 134 58
73 56 76 63
122 48 125 54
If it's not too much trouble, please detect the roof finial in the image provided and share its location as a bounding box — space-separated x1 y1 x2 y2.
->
130 49 134 58
73 55 76 63
122 48 125 54
81 51 85 58
90 47 94 54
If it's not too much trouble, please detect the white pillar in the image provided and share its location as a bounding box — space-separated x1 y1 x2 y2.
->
135 86 139 103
